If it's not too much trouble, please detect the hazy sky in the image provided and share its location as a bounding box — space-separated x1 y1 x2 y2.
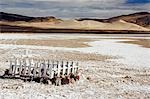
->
0 0 150 18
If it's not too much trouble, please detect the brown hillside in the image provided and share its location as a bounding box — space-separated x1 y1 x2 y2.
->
78 12 150 27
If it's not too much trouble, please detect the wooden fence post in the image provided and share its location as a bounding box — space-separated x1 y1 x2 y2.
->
13 58 17 76
9 59 13 74
48 59 50 68
70 61 73 73
60 61 63 75
67 61 71 75
65 61 68 75
62 61 66 75
57 61 61 77
43 59 47 77
50 60 55 79
38 60 42 77
19 59 22 75
33 63 37 77
75 62 79 74
28 58 31 76
23 58 27 76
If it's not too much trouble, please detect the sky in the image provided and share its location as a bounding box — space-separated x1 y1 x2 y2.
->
0 0 150 19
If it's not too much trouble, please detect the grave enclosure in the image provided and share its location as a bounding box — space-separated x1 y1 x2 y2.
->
2 56 80 85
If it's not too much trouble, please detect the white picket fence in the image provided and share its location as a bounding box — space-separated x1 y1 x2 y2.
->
9 58 79 79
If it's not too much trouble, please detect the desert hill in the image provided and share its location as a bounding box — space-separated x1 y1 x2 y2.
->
78 12 150 28
108 12 150 27
0 12 61 22
0 12 150 33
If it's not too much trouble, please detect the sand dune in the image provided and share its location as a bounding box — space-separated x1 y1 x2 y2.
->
5 19 149 31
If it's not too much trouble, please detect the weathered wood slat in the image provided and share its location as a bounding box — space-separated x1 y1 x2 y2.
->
13 59 17 75
19 59 22 75
9 60 13 74
43 60 47 77
8 58 79 80
62 61 66 75
33 63 37 77
67 61 71 75
24 58 27 76
28 58 31 76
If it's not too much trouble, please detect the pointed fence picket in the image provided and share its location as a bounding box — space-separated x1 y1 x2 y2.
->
8 58 79 79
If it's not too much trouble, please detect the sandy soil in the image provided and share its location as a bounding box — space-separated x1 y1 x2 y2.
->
121 39 150 48
0 34 150 99
0 38 94 48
